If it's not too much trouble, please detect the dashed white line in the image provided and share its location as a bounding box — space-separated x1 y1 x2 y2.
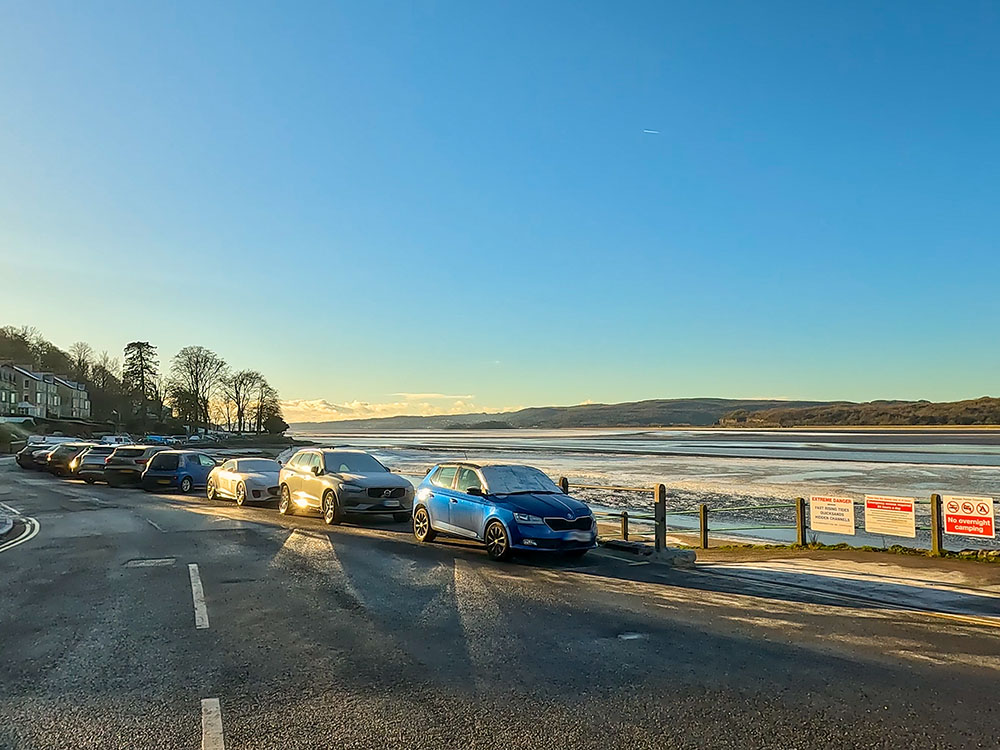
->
201 698 225 750
188 563 210 629
143 517 166 533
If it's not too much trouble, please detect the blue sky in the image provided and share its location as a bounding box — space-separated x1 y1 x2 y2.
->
1 1 997 421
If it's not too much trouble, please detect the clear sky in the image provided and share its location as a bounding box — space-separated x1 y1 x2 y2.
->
1 1 997 422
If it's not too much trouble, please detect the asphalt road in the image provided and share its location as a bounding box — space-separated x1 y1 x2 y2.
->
1 456 998 749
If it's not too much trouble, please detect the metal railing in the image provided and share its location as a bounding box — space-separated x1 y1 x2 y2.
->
558 477 995 555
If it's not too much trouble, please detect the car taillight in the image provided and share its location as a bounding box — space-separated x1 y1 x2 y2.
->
105 457 112 464
136 458 148 465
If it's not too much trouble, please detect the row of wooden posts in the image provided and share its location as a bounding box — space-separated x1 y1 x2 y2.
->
557 477 954 555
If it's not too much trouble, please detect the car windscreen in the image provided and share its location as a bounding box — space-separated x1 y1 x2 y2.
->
148 453 179 470
480 465 562 495
323 452 387 474
86 446 114 455
238 459 280 473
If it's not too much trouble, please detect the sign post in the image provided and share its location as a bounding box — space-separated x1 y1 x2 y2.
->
942 495 995 539
864 496 916 538
809 496 856 536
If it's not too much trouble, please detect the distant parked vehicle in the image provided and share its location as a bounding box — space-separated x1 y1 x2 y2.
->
46 442 96 476
74 445 116 483
100 434 134 446
277 448 413 523
15 444 55 470
140 450 217 493
104 445 167 487
207 458 281 505
412 463 597 561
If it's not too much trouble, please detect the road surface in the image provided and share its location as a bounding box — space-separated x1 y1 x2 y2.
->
1 457 998 749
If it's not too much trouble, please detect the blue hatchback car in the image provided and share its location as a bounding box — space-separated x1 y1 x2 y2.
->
412 463 596 561
141 450 217 494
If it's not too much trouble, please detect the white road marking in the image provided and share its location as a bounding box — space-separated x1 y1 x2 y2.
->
0 501 20 514
188 564 210 629
201 698 225 750
143 517 166 532
125 558 176 568
0 517 39 554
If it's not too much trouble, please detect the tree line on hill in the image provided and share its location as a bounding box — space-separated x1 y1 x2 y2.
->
0 325 288 435
719 398 1000 427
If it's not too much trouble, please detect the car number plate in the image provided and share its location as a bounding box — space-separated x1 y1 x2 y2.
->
158 479 171 485
566 531 591 542
384 500 400 508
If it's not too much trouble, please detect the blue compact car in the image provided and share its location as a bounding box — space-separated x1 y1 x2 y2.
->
141 450 217 494
412 463 596 561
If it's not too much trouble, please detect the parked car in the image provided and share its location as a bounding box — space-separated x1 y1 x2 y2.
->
207 457 281 505
73 445 116 483
277 448 413 523
16 443 47 469
100 434 134 446
104 445 167 487
140 450 217 493
46 442 96 476
412 463 596 561
15 438 76 469
30 446 59 470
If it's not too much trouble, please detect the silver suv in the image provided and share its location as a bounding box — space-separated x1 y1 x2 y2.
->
278 449 413 525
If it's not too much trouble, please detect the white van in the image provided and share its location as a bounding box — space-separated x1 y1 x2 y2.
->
100 434 134 446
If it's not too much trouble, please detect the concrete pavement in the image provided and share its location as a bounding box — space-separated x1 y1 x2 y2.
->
2 457 999 749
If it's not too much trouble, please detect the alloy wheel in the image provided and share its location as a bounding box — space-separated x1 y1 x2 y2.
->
180 477 193 493
485 521 510 561
279 486 293 515
413 508 430 541
236 483 246 506
207 479 216 500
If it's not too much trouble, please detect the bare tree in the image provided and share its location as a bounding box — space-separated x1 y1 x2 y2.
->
168 346 228 431
250 377 281 433
221 369 262 433
68 342 94 382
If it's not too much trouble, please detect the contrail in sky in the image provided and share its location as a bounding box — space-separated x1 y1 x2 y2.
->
642 129 660 134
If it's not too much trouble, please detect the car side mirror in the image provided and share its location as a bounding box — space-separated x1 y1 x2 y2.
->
466 487 483 496
311 465 322 476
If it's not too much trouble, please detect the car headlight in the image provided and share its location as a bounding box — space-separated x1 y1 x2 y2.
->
513 513 545 525
69 459 78 469
340 483 363 493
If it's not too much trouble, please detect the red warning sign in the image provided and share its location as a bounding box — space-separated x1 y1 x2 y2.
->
942 495 995 538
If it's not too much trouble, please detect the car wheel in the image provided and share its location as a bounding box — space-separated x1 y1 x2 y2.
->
393 511 410 523
206 478 217 500
84 477 95 484
180 476 193 494
322 491 343 525
235 482 247 506
278 485 295 515
412 506 436 543
484 520 512 561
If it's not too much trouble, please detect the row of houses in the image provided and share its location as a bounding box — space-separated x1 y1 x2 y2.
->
0 362 91 420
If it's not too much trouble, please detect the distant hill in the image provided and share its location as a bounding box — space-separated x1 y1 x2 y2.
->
719 397 1000 427
290 398 831 432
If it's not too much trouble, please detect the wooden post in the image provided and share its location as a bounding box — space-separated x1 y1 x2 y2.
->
699 504 709 549
558 476 569 494
621 511 629 541
930 493 943 557
795 497 807 546
654 483 666 552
